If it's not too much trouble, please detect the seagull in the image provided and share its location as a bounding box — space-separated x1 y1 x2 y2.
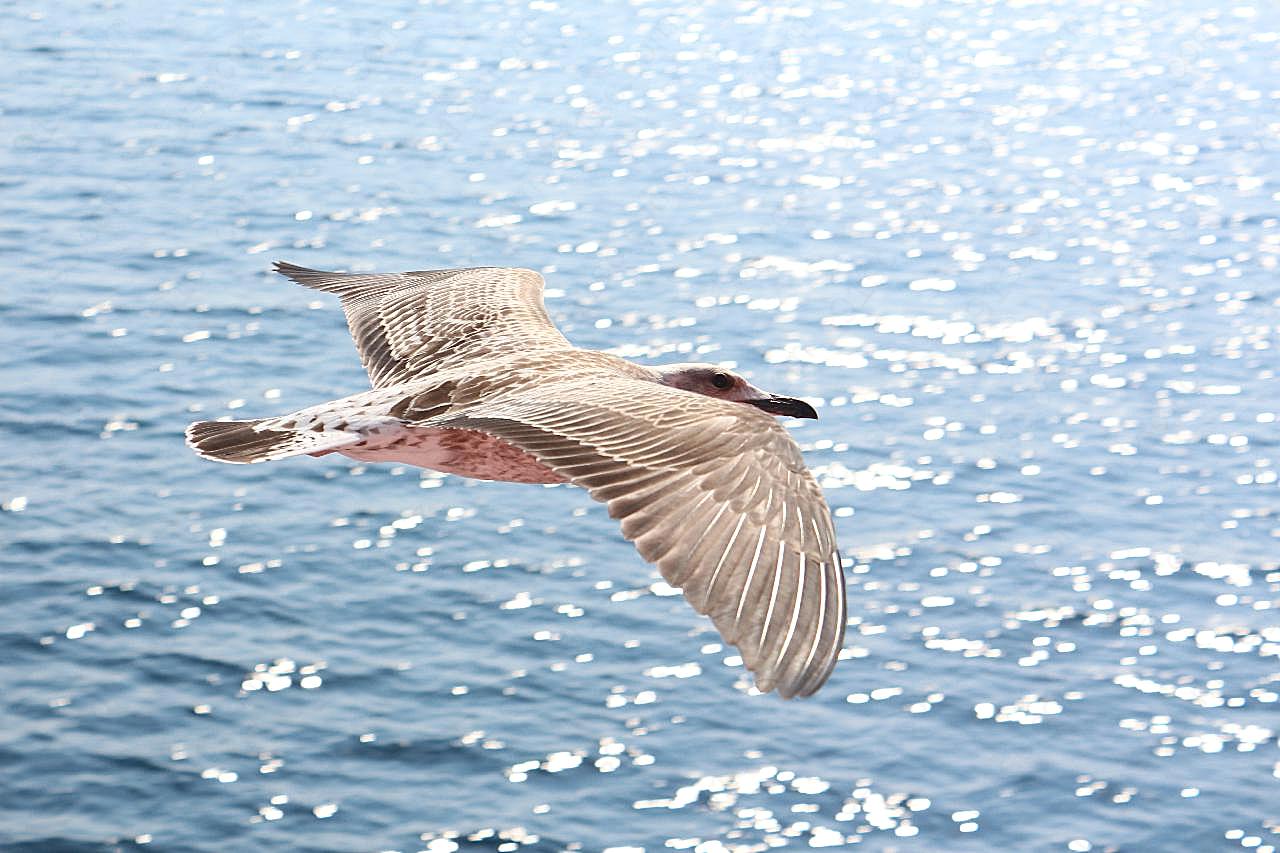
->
187 262 846 698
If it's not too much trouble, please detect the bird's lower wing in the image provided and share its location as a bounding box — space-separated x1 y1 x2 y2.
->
436 380 846 698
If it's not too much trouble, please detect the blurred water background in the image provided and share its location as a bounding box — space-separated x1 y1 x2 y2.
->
2 0 1279 850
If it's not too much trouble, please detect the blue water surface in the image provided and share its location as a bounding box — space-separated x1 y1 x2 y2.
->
2 1 1278 851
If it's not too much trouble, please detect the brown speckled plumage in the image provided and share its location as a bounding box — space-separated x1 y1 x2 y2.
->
186 262 846 698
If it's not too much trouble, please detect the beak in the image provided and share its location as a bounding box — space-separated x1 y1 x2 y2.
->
746 396 819 419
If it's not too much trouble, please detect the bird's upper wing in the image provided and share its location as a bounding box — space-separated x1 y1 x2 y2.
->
274 262 573 388
437 378 846 698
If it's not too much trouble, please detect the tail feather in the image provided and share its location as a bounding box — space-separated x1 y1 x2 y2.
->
186 418 357 464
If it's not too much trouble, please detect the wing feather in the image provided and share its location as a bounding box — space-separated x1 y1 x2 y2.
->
274 262 572 387
436 378 846 698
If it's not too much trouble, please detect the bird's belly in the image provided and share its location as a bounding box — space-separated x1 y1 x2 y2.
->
340 427 566 484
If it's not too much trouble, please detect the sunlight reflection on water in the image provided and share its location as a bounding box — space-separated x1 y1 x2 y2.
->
2 0 1279 850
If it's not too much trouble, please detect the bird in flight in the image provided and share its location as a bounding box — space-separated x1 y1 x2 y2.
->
187 262 846 698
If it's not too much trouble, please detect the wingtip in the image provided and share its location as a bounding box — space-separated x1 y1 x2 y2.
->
743 669 814 700
745 633 843 699
271 260 368 294
757 670 828 700
273 260 324 283
751 668 805 700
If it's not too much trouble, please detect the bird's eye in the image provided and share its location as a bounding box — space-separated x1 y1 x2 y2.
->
711 372 733 390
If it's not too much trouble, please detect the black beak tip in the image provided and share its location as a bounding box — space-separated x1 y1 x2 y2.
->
748 397 819 420
793 399 819 420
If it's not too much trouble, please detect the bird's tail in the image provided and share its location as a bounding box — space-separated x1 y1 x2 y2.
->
185 418 358 464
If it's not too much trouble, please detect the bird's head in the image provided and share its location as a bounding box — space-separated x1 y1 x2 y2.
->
654 363 818 419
